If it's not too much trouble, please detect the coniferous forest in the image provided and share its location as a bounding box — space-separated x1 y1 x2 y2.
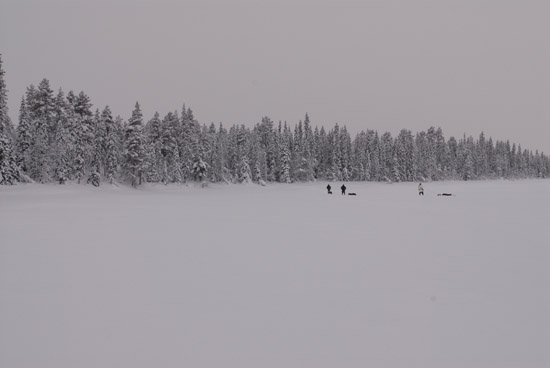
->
1 55 549 187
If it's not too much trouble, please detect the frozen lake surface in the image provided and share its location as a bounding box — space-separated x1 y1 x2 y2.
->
1 180 549 368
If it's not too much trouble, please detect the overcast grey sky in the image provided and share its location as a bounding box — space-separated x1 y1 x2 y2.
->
1 0 548 152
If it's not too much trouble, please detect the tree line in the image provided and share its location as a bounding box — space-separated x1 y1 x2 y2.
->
1 57 549 187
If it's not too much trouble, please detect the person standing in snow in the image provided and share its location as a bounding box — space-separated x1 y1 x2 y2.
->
341 184 346 195
418 183 424 196
326 184 332 194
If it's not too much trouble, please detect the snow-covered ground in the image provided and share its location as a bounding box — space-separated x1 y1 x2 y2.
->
1 180 549 368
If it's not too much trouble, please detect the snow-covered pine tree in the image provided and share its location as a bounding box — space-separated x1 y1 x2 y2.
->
124 102 145 187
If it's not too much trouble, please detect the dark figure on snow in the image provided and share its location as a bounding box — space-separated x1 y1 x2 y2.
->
341 184 347 195
326 184 332 194
438 193 453 196
418 183 424 196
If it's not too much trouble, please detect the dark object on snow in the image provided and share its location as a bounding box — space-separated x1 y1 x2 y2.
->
418 183 424 196
348 193 357 196
326 184 332 194
438 193 453 196
341 184 346 195
87 171 100 187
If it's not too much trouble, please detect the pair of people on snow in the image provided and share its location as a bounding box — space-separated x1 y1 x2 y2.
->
326 184 347 195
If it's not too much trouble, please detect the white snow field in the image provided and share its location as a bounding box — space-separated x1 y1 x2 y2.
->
1 180 549 368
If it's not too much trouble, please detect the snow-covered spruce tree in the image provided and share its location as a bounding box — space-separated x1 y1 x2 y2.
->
475 131 489 178
25 79 55 182
0 54 21 184
463 149 474 181
291 120 305 181
51 89 72 184
204 123 218 182
315 126 330 179
447 136 458 178
395 129 417 181
93 108 108 177
291 114 316 181
312 126 321 179
160 111 182 183
302 113 316 180
434 127 447 178
66 90 95 183
236 125 252 183
73 120 86 184
180 106 201 182
212 123 229 183
425 126 438 180
328 125 342 181
0 54 14 138
372 132 382 181
392 151 401 182
279 123 292 183
86 109 102 187
192 156 208 183
16 96 32 173
255 116 276 182
190 124 210 185
144 112 163 183
379 132 393 181
102 106 119 184
124 102 145 187
0 133 20 184
365 130 379 181
340 126 352 181
415 131 428 180
351 131 366 181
